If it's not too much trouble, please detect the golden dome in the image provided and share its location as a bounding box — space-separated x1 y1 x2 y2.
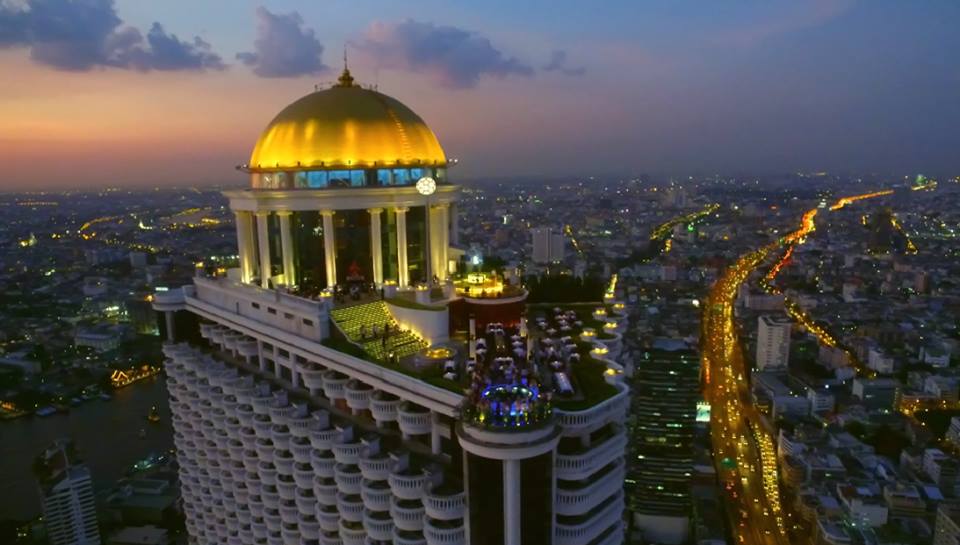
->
248 71 446 172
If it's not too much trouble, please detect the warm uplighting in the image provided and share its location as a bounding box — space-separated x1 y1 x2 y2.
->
425 346 454 359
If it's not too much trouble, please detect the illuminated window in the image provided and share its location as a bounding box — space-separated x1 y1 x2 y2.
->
350 170 365 187
307 171 328 188
392 169 410 185
377 169 392 186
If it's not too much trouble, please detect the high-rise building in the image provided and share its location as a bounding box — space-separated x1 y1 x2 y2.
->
627 338 700 545
756 314 791 370
531 227 566 264
34 439 100 545
155 67 630 545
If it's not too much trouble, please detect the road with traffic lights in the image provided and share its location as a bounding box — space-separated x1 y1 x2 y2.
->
703 190 895 545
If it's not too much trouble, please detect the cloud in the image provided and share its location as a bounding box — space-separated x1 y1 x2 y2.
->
0 0 224 71
237 7 327 78
356 19 532 89
543 50 585 77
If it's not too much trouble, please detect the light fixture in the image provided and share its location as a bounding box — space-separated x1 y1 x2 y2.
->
416 176 436 196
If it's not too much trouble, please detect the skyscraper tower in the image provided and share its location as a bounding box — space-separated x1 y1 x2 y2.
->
155 68 630 545
34 439 100 545
627 339 700 545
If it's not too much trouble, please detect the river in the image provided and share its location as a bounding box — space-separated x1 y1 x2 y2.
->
0 378 174 520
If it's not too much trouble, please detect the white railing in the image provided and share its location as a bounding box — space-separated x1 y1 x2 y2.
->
360 481 392 512
359 455 392 481
334 465 362 494
398 407 432 436
554 492 623 545
332 442 363 465
555 429 627 481
389 472 427 500
390 498 425 531
555 459 624 516
363 510 395 541
554 383 629 436
336 493 364 522
423 518 466 545
423 492 465 520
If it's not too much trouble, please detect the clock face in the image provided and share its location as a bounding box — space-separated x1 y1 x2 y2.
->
416 176 437 196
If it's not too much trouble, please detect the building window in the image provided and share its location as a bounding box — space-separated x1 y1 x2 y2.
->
251 302 260 309
303 319 314 326
267 308 277 315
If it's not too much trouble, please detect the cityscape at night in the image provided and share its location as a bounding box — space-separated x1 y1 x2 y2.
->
2 2 960 545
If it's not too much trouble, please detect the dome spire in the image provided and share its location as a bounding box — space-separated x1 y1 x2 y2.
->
335 47 355 88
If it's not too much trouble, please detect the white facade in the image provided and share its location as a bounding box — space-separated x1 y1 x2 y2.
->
160 276 630 545
756 315 791 370
37 442 100 545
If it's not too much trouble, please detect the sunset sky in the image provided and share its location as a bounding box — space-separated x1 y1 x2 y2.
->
1 0 958 189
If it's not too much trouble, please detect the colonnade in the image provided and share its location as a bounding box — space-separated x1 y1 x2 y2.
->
234 204 453 290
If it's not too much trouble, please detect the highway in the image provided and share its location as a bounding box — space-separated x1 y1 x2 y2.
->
702 190 893 545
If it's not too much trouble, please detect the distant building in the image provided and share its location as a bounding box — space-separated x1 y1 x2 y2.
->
851 378 899 412
756 315 791 370
531 227 565 263
628 338 700 545
35 439 100 545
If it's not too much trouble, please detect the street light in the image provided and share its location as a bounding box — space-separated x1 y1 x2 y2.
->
416 176 437 286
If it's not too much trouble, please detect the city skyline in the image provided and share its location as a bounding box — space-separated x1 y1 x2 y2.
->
2 0 960 190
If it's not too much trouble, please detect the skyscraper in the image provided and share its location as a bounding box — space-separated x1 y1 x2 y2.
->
155 67 630 545
531 227 566 264
34 439 100 545
627 338 700 545
756 314 791 370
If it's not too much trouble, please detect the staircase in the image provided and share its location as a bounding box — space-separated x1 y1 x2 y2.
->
330 302 427 361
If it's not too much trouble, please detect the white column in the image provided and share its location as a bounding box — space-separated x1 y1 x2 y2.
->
368 208 384 285
423 201 432 285
234 210 256 283
503 459 521 545
436 203 450 281
255 211 271 289
277 211 295 287
431 412 442 455
321 210 337 289
395 207 409 288
165 311 175 342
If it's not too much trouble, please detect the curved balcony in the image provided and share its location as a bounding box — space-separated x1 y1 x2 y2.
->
389 470 427 500
255 440 276 463
298 516 320 539
423 518 466 545
337 520 366 545
370 391 400 423
293 462 314 489
360 479 392 512
294 487 316 517
391 498 425 531
299 363 326 391
313 477 338 505
276 475 297 501
271 425 292 451
310 428 340 451
318 531 342 545
257 462 278 486
278 500 299 525
311 450 336 478
423 490 465 521
555 428 627 481
555 459 624 516
253 415 274 440
398 403 432 436
322 371 348 400
334 464 362 495
316 504 340 533
358 454 392 482
554 491 623 545
393 528 427 545
363 509 394 541
554 382 629 437
335 493 364 522
290 436 312 465
344 380 373 411
274 450 295 476
332 442 363 465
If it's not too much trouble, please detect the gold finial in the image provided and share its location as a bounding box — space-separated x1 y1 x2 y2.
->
335 47 355 87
